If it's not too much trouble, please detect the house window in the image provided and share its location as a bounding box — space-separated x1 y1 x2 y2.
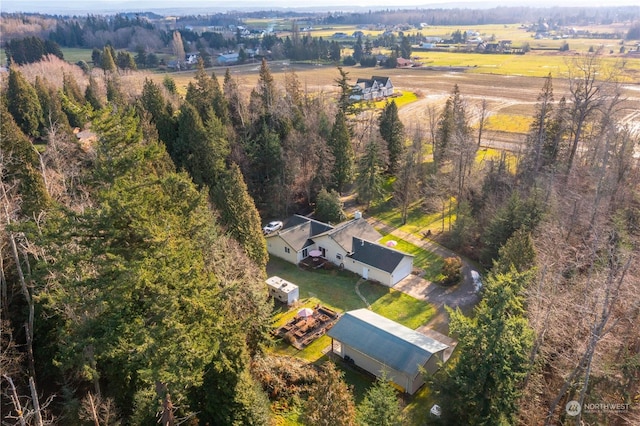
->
285 247 290 254
302 249 308 258
336 254 342 260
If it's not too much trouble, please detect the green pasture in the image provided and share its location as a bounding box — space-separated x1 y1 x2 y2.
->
413 50 630 79
484 113 531 134
60 47 94 64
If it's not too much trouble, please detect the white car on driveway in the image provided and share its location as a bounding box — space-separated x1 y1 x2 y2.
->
263 221 283 234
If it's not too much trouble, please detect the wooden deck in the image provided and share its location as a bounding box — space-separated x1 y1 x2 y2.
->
275 305 340 349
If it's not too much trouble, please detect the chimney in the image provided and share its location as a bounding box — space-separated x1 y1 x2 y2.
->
354 211 362 220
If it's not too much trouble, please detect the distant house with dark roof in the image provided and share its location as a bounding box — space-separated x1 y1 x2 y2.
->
351 76 394 101
265 214 413 286
327 309 450 394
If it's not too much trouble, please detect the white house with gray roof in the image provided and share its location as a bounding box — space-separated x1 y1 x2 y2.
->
265 214 413 286
327 309 450 394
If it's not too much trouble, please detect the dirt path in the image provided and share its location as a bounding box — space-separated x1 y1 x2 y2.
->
365 215 480 335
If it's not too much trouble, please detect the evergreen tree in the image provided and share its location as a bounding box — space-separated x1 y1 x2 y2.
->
212 163 268 270
304 363 356 426
105 75 125 108
163 75 177 94
116 51 137 71
63 72 84 104
434 85 463 166
434 270 534 425
175 102 228 187
520 74 555 182
328 110 354 193
185 58 228 124
140 78 177 153
30 108 271 423
34 76 70 131
330 41 341 62
480 190 544 266
101 46 116 73
378 100 404 174
242 117 285 216
357 372 403 426
356 137 386 210
224 68 247 130
6 67 43 138
85 76 103 111
0 100 50 216
449 200 476 250
194 332 271 425
256 58 276 120
335 67 355 115
493 229 537 274
400 35 412 59
353 35 363 62
315 188 345 224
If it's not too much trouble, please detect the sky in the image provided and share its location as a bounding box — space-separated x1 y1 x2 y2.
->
3 0 638 15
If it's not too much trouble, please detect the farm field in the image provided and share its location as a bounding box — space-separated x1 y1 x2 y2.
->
160 55 639 152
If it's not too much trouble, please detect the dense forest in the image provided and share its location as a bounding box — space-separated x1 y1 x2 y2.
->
1 6 640 425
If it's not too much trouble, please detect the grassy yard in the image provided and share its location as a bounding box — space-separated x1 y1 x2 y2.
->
372 90 419 109
370 198 447 237
266 258 436 360
379 235 445 283
266 256 436 423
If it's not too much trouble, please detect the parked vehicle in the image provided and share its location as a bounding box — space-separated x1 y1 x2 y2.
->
263 220 283 234
471 270 482 292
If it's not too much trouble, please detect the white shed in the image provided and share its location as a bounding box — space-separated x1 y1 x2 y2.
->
266 276 299 305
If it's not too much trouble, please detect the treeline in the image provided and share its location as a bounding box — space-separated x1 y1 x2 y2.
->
323 6 640 26
4 35 64 65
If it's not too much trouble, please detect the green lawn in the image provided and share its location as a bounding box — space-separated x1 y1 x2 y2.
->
370 198 446 237
267 257 367 311
266 257 435 360
266 256 436 423
379 235 445 283
372 90 419 109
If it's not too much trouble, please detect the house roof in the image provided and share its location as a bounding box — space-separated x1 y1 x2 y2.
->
371 76 391 85
322 218 381 252
268 215 333 251
347 237 412 273
327 309 448 377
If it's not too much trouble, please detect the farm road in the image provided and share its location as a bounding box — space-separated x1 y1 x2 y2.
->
365 216 480 335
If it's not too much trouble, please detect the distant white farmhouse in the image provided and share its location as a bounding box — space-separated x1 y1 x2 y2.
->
265 214 413 286
351 76 394 101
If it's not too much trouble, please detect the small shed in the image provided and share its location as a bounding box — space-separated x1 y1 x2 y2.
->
266 276 299 305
